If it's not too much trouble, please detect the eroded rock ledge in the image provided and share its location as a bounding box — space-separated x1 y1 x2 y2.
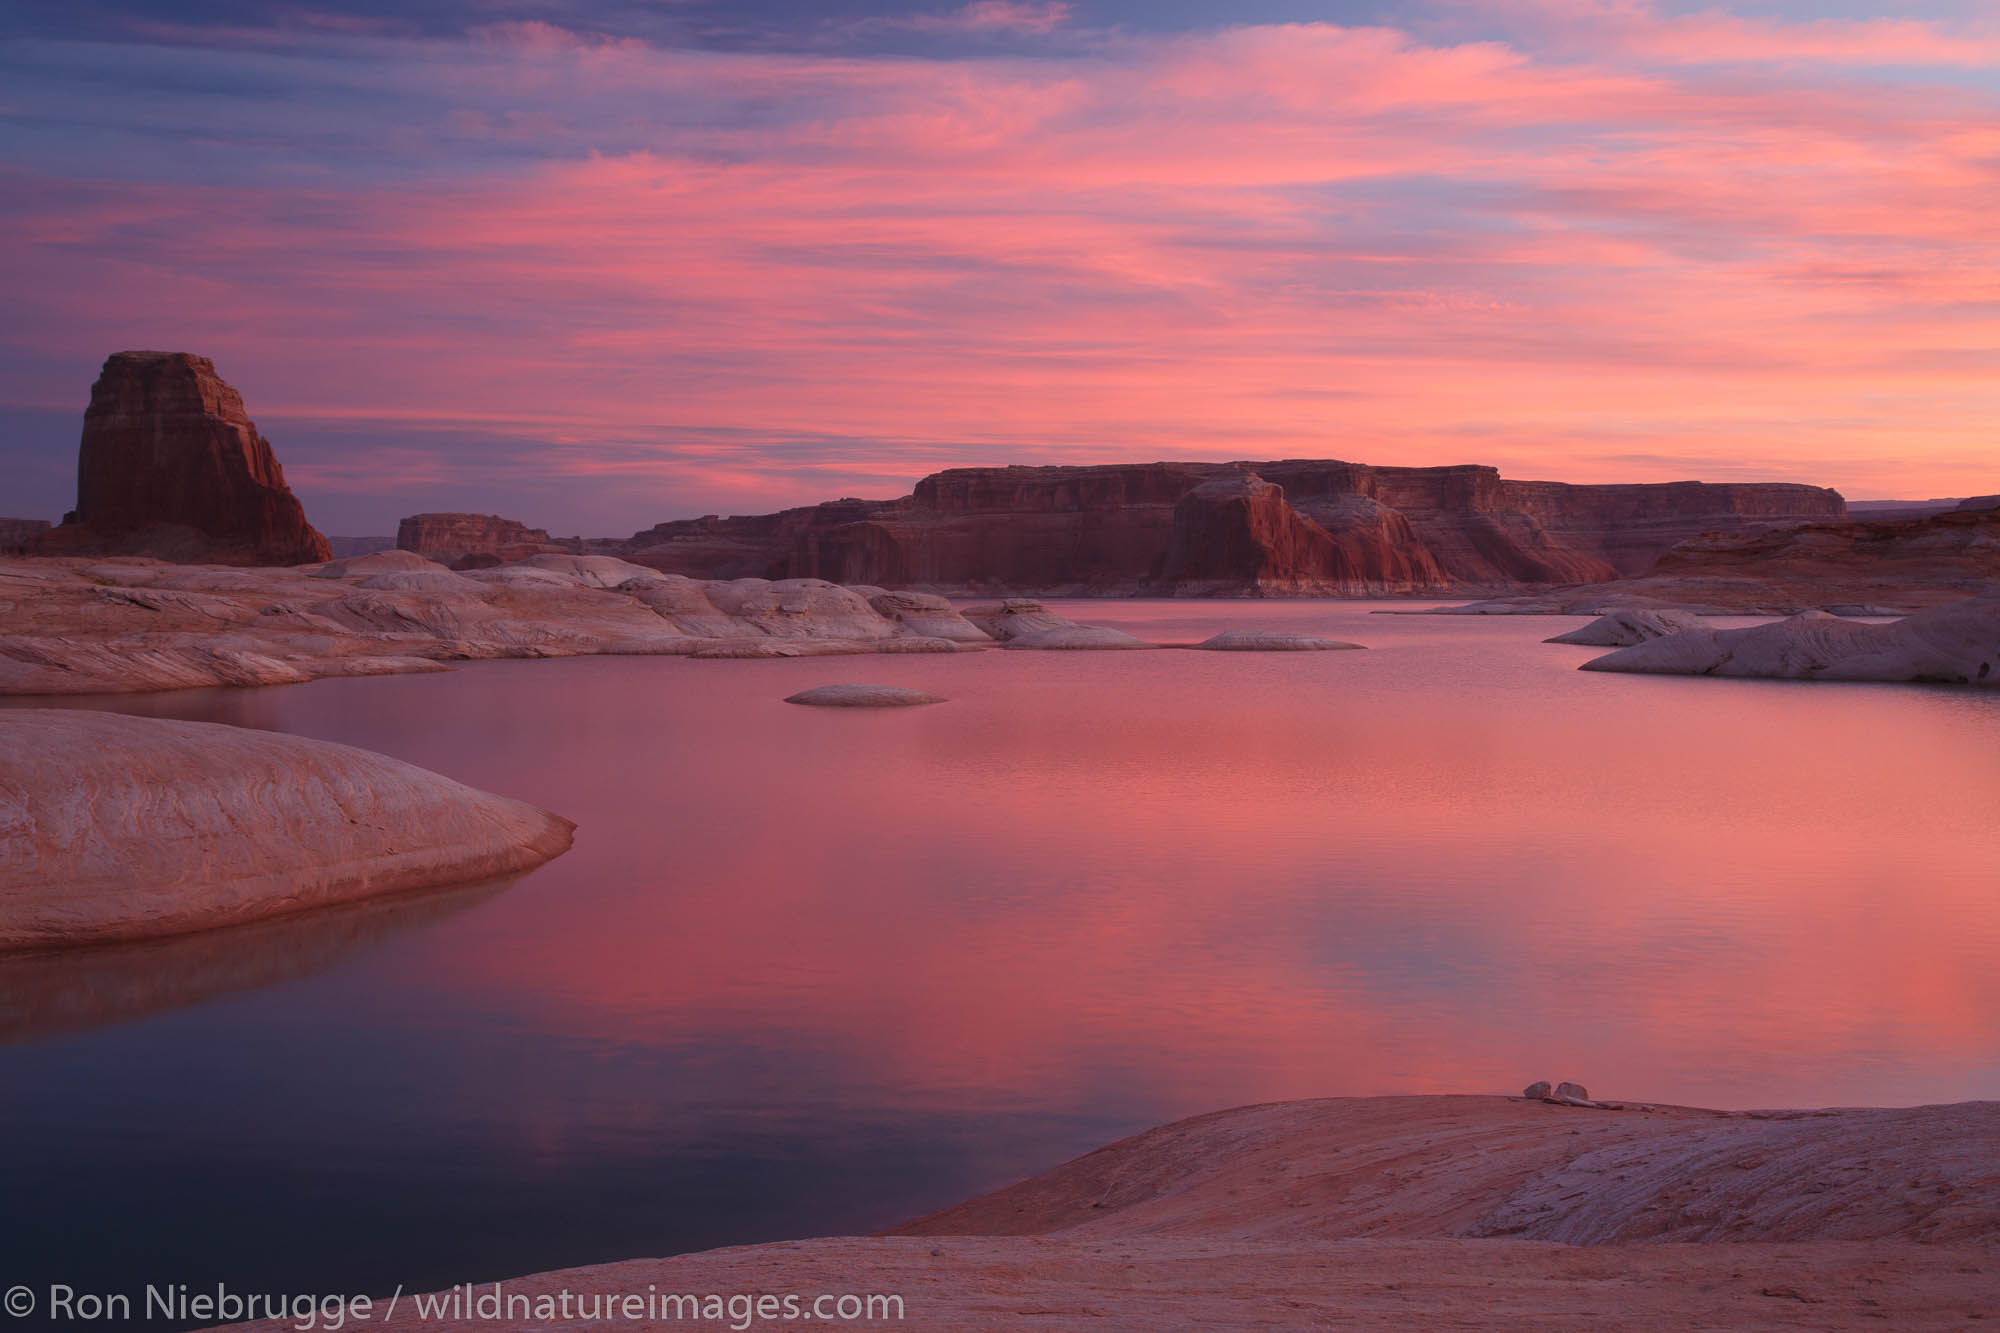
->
210 1095 2000 1332
0 553 1008 696
0 709 574 950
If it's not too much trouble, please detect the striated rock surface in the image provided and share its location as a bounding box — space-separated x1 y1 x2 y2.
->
1439 505 2000 616
899 1095 2000 1245
0 557 995 695
1581 599 2000 685
1162 473 1353 595
0 710 573 950
1546 609 1707 646
216 1095 2000 1333
962 600 1153 650
396 512 578 568
617 461 1842 596
784 684 945 707
32 352 331 565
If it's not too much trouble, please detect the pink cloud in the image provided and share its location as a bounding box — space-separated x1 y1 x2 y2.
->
860 2 1076 36
4 5 1999 527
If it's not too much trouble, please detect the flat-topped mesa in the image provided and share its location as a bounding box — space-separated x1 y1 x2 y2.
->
32 352 330 565
616 460 1844 596
396 512 579 568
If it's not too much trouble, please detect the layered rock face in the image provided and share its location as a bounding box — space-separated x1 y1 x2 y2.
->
397 512 577 567
619 461 1842 596
0 709 573 949
34 352 331 565
1582 507 1996 614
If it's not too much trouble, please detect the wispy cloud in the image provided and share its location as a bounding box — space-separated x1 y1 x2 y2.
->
2 0 1997 532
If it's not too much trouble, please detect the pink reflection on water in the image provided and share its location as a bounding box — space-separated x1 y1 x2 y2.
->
215 603 2000 1119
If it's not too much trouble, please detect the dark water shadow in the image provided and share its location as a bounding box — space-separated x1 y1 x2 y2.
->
0 875 517 1044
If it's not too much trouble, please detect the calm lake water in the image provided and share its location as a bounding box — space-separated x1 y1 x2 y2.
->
4 600 1999 1313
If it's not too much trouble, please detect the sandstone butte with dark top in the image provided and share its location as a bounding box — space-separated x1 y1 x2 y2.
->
31 351 330 566
397 512 583 568
606 461 1847 596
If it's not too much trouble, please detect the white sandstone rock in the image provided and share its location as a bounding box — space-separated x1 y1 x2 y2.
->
0 709 574 949
1545 609 1706 646
1580 599 2000 685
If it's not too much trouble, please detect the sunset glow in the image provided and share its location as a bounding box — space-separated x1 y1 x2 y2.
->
4 0 1998 532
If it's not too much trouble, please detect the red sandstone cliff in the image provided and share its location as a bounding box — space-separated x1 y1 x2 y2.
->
33 352 330 565
396 512 577 568
620 461 1844 596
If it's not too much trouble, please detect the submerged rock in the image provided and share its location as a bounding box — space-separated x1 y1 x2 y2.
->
1580 599 2000 685
1193 630 1365 651
1545 609 1706 646
1004 626 1152 650
0 710 574 950
784 684 945 707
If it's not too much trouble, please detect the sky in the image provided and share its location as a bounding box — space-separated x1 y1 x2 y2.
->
2 0 1997 536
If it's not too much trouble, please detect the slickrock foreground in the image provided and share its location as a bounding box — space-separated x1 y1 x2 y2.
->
211 1096 1999 1331
0 710 573 950
0 553 1156 695
1582 598 2000 685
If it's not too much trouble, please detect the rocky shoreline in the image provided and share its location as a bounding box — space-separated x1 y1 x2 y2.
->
209 1093 1999 1331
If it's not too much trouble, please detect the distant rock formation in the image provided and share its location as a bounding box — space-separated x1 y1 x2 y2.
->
1429 504 2000 616
396 512 580 568
1958 495 2000 513
1580 599 1999 685
616 461 1843 596
325 535 397 558
32 352 330 565
0 518 50 554
0 709 573 949
1161 473 1382 595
